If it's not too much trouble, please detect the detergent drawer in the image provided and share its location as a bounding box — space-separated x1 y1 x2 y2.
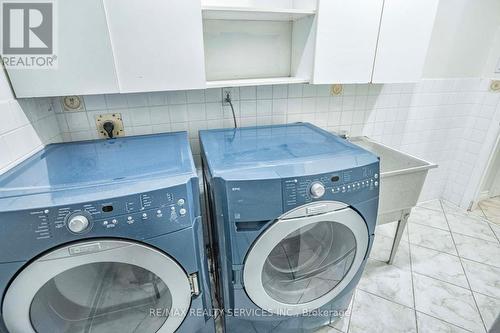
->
225 179 282 223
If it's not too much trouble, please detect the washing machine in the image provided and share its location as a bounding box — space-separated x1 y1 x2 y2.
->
0 132 215 333
200 123 379 332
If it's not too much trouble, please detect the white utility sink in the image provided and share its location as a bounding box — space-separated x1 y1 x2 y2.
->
350 136 438 263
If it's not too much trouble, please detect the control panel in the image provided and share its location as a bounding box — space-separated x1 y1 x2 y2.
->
283 164 379 210
27 184 192 241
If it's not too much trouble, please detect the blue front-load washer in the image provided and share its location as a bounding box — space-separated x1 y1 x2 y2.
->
200 123 380 332
0 132 214 333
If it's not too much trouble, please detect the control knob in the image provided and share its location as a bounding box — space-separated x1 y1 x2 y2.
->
310 182 326 199
68 215 90 233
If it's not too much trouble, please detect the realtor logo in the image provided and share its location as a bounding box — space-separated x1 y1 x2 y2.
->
1 1 57 68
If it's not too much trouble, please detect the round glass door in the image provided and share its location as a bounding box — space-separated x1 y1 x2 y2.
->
262 222 356 305
30 262 172 333
2 240 192 333
243 203 369 315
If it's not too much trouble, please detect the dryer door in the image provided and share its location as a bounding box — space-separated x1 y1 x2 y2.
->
243 201 369 315
2 240 192 333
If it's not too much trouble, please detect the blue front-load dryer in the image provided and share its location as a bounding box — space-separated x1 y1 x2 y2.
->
200 123 380 333
0 132 214 333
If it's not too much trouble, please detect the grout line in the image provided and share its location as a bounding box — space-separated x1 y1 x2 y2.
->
357 288 414 311
407 236 419 333
439 199 489 333
470 289 500 302
358 288 475 333
345 289 357 333
411 270 473 295
414 310 474 333
407 223 500 269
409 220 450 233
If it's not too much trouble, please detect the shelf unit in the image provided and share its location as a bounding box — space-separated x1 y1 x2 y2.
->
201 6 315 21
206 76 309 88
201 3 317 88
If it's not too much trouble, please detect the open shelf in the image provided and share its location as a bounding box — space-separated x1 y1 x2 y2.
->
201 6 316 21
206 77 310 88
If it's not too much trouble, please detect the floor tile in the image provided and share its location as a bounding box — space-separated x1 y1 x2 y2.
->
461 259 500 299
478 196 500 218
445 213 497 242
410 245 468 288
470 207 488 219
416 312 470 333
410 206 449 230
357 259 414 307
489 222 500 240
486 215 500 225
329 297 352 332
375 220 409 241
369 234 411 270
474 292 500 332
314 325 341 333
479 197 500 225
408 223 457 255
453 234 500 268
349 289 417 333
413 274 485 332
409 206 449 230
442 200 486 220
418 199 443 212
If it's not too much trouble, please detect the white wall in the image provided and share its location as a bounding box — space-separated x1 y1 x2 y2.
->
483 27 500 79
482 144 500 195
457 83 500 207
423 0 500 78
0 70 61 174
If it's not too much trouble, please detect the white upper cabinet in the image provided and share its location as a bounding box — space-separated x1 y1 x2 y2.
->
371 0 439 83
104 0 206 93
6 0 119 98
312 0 384 84
313 0 439 84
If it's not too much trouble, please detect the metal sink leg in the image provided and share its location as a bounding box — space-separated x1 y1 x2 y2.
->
388 209 411 264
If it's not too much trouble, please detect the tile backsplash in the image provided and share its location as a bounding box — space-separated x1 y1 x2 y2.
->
0 70 60 175
3 77 499 209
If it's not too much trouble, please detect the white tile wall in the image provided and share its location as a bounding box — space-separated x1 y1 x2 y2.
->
0 71 61 175
445 80 500 208
2 77 497 208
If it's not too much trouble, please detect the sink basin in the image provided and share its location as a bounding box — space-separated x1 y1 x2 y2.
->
349 136 438 264
350 136 438 223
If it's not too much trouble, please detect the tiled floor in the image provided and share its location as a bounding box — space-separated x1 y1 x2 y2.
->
478 196 500 225
318 199 500 333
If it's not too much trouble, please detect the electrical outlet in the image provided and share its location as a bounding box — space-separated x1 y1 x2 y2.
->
222 89 232 106
95 113 124 139
61 96 85 112
330 84 343 96
495 57 500 74
491 80 500 92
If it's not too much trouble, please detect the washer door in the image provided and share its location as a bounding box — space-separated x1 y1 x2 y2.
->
243 202 369 315
2 240 192 333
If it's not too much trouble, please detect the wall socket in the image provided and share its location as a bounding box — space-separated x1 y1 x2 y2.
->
330 84 343 96
222 89 232 105
95 113 124 139
490 80 500 92
61 96 85 112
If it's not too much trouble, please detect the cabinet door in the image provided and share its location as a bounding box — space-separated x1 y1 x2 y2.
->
372 0 439 83
104 0 206 93
6 0 119 98
312 0 384 84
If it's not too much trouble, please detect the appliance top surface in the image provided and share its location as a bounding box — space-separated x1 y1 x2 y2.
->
0 132 196 198
200 123 378 178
